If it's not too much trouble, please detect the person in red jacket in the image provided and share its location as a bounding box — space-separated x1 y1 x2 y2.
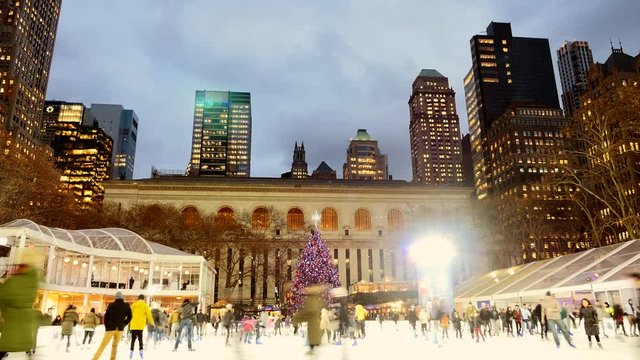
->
513 305 523 337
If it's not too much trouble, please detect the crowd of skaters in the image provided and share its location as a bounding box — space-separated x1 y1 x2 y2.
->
392 292 640 350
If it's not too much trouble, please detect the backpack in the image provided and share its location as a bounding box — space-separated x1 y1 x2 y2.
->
560 307 567 319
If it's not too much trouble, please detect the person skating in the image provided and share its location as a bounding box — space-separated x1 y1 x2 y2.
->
613 304 627 336
452 310 462 339
320 307 332 343
170 307 181 340
419 308 430 337
82 308 101 348
222 304 234 345
129 294 154 359
623 299 638 336
473 310 485 343
440 312 450 339
522 304 532 335
479 304 491 336
60 304 79 352
594 300 609 338
150 303 166 348
92 291 132 360
173 298 199 351
407 306 418 337
293 285 326 353
196 310 207 339
465 302 476 339
542 291 575 348
579 298 602 348
0 249 42 359
513 305 523 336
490 306 500 336
354 302 368 338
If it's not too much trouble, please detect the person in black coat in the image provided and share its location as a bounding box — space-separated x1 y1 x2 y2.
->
580 298 602 348
91 291 132 360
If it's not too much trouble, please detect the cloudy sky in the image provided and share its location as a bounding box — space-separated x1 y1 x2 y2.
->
47 0 640 180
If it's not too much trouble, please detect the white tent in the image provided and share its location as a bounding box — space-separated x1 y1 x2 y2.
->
455 239 640 308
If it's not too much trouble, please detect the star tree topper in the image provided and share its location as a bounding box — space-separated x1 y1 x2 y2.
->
312 210 321 228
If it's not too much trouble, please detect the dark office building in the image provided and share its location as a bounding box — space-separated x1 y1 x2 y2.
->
464 22 559 198
311 161 337 180
487 104 580 261
42 101 113 203
460 134 474 188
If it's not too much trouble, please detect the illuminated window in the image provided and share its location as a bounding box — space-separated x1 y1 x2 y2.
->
287 208 304 230
321 208 338 231
216 207 235 226
355 208 372 231
387 209 404 231
252 207 270 229
181 206 199 226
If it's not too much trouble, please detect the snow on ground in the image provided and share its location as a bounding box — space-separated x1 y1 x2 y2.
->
4 321 639 359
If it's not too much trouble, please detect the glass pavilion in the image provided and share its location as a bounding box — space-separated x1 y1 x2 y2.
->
0 219 216 319
454 239 640 309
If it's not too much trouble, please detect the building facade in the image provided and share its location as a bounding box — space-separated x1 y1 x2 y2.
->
408 69 463 185
461 134 474 188
574 47 640 245
282 141 308 179
89 104 139 180
311 161 337 180
486 105 582 261
464 22 559 199
42 101 113 203
343 129 388 180
104 178 476 304
557 41 593 118
0 0 62 157
188 90 251 177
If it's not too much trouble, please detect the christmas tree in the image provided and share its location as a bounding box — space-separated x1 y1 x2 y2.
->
290 227 341 311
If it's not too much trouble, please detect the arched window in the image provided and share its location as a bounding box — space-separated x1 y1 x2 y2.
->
387 208 404 231
216 207 236 227
252 207 270 229
355 208 371 230
287 208 304 230
181 206 199 226
321 208 338 231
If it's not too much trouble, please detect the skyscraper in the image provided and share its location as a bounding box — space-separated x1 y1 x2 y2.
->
89 104 138 180
460 134 473 188
0 0 62 157
486 104 579 261
557 41 593 118
343 129 388 180
282 141 309 179
188 90 251 177
42 101 113 203
464 22 559 198
408 69 463 185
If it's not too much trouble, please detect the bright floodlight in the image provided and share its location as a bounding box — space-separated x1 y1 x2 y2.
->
409 235 456 268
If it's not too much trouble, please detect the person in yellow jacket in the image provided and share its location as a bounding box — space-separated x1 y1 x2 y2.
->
129 294 154 359
354 303 368 338
170 308 181 340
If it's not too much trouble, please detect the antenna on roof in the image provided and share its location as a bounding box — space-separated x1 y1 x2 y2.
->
618 38 623 52
610 38 614 52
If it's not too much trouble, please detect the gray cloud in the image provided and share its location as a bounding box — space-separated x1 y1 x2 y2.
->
47 0 640 180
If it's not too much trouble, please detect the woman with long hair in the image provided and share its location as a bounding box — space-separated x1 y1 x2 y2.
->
580 298 603 348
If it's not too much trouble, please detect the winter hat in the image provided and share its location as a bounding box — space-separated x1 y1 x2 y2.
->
138 294 145 300
115 291 124 299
